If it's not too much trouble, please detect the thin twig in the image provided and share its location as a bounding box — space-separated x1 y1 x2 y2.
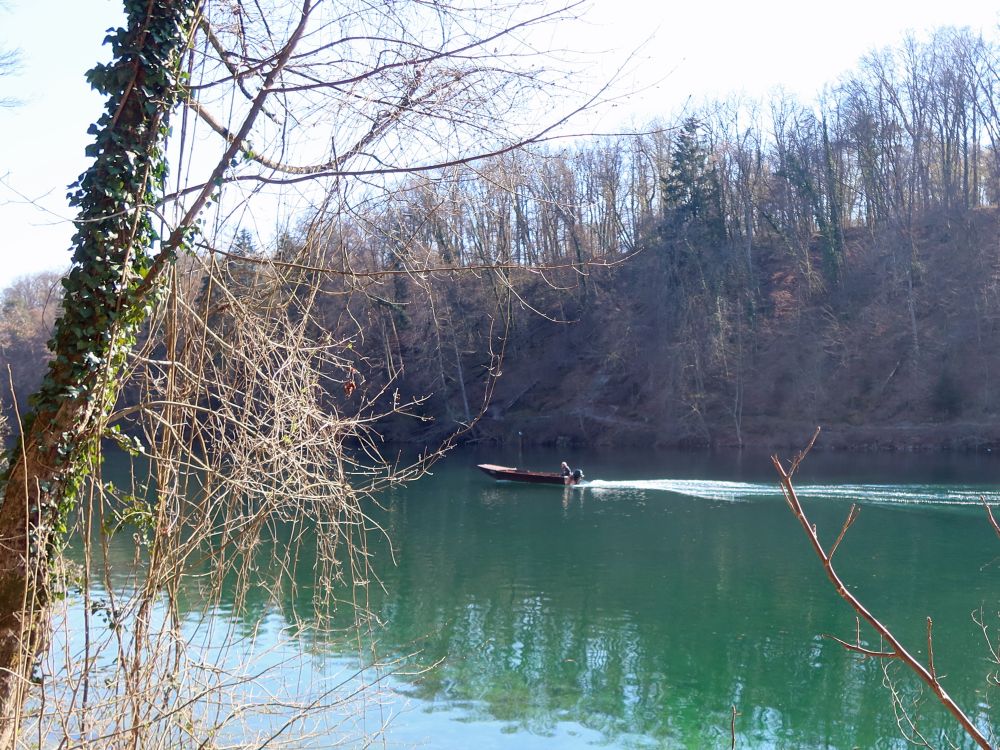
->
788 426 821 476
772 436 992 749
822 634 896 659
927 617 936 681
829 504 860 559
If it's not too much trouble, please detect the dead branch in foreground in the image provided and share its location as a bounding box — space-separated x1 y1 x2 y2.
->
772 427 993 750
983 497 1000 541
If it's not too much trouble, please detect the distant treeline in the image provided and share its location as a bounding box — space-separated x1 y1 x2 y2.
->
5 27 1000 448
326 26 998 275
273 25 1000 447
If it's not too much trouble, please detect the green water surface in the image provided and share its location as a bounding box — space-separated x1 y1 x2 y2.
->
68 446 1000 748
359 446 1000 748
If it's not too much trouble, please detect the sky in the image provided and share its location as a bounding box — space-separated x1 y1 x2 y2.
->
0 0 997 291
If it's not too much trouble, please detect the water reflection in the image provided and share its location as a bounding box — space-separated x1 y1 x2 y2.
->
61 447 999 748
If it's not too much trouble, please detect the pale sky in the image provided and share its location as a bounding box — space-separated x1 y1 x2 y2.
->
0 0 997 291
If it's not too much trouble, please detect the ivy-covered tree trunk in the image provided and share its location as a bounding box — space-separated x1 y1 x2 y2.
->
0 1 197 744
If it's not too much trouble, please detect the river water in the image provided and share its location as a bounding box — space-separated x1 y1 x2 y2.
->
56 445 1000 748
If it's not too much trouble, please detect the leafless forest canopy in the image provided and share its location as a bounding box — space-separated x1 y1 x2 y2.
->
5 25 1000 450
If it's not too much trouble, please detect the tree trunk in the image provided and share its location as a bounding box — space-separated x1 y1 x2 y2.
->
0 2 197 744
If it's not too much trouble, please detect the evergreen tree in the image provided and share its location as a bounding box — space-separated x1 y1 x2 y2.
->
661 117 724 239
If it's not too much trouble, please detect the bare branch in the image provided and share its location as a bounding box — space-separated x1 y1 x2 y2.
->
199 240 632 278
136 0 317 301
982 496 1000 540
772 437 992 749
927 617 937 681
829 503 860 559
823 634 896 659
788 425 820 476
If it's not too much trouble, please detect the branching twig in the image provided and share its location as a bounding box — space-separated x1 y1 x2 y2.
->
822 634 895 659
772 427 991 749
829 503 860 559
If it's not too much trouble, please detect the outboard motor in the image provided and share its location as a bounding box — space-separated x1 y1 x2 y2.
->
571 469 584 483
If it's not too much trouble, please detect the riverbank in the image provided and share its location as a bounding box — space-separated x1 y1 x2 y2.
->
457 414 1000 453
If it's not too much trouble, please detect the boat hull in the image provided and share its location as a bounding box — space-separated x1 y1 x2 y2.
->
476 463 578 485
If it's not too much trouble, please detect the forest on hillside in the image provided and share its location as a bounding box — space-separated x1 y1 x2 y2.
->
4 25 1000 450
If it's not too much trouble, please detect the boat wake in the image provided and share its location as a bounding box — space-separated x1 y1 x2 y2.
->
582 479 1000 507
584 479 776 502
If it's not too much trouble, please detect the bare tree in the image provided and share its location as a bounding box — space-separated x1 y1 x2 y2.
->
0 0 608 746
0 48 15 105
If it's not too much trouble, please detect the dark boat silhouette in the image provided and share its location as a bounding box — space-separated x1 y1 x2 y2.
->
476 463 583 485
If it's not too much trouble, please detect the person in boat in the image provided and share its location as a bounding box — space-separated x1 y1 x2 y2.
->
560 461 583 485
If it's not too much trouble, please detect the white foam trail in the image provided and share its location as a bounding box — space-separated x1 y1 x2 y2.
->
585 479 779 501
583 479 1000 506
797 484 1000 506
